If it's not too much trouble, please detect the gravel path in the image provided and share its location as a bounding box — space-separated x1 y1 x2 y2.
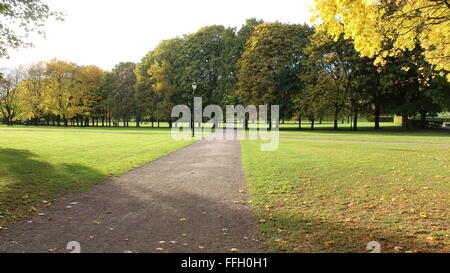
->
0 139 262 253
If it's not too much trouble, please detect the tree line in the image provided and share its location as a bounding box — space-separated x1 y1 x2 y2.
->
1 18 449 130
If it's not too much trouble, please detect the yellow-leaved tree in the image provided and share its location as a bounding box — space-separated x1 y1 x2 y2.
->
311 0 450 80
15 62 48 124
43 59 86 126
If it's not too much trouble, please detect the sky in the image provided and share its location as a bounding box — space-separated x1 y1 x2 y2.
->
1 0 314 71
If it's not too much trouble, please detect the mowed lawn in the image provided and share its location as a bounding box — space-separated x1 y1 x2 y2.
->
0 126 193 227
242 130 450 253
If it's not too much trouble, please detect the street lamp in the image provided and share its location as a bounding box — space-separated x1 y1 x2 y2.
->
191 82 197 137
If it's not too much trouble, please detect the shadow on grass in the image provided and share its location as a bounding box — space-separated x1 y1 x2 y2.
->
0 148 106 226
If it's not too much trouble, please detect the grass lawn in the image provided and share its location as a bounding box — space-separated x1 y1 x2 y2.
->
0 126 193 227
241 130 450 253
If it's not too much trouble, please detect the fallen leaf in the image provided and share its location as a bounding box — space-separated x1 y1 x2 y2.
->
420 213 429 219
394 246 404 252
230 248 239 253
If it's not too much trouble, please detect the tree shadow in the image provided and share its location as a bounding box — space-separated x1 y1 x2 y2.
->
0 148 106 226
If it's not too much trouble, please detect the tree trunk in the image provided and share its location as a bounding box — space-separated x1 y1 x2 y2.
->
311 119 315 130
401 112 409 129
298 115 302 129
245 115 249 130
353 112 358 131
374 94 381 130
420 111 427 129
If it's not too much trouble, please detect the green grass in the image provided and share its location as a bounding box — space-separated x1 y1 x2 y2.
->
241 130 450 253
276 129 450 144
0 126 193 227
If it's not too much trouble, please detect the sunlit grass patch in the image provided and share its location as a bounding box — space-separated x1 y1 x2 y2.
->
241 133 450 253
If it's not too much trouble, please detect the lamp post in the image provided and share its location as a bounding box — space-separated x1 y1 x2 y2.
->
191 82 197 137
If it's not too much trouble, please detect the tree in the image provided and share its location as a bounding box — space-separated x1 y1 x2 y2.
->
301 32 351 130
110 62 136 127
0 0 63 58
15 62 47 125
0 67 24 125
43 59 85 126
237 22 313 128
311 0 450 81
136 38 188 127
98 72 117 127
79 65 106 126
184 25 239 107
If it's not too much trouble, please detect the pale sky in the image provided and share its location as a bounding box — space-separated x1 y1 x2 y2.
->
1 0 314 71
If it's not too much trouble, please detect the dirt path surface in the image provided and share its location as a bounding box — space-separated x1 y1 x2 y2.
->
0 139 262 253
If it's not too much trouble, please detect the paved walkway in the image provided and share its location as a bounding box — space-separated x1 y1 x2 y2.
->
0 140 262 253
